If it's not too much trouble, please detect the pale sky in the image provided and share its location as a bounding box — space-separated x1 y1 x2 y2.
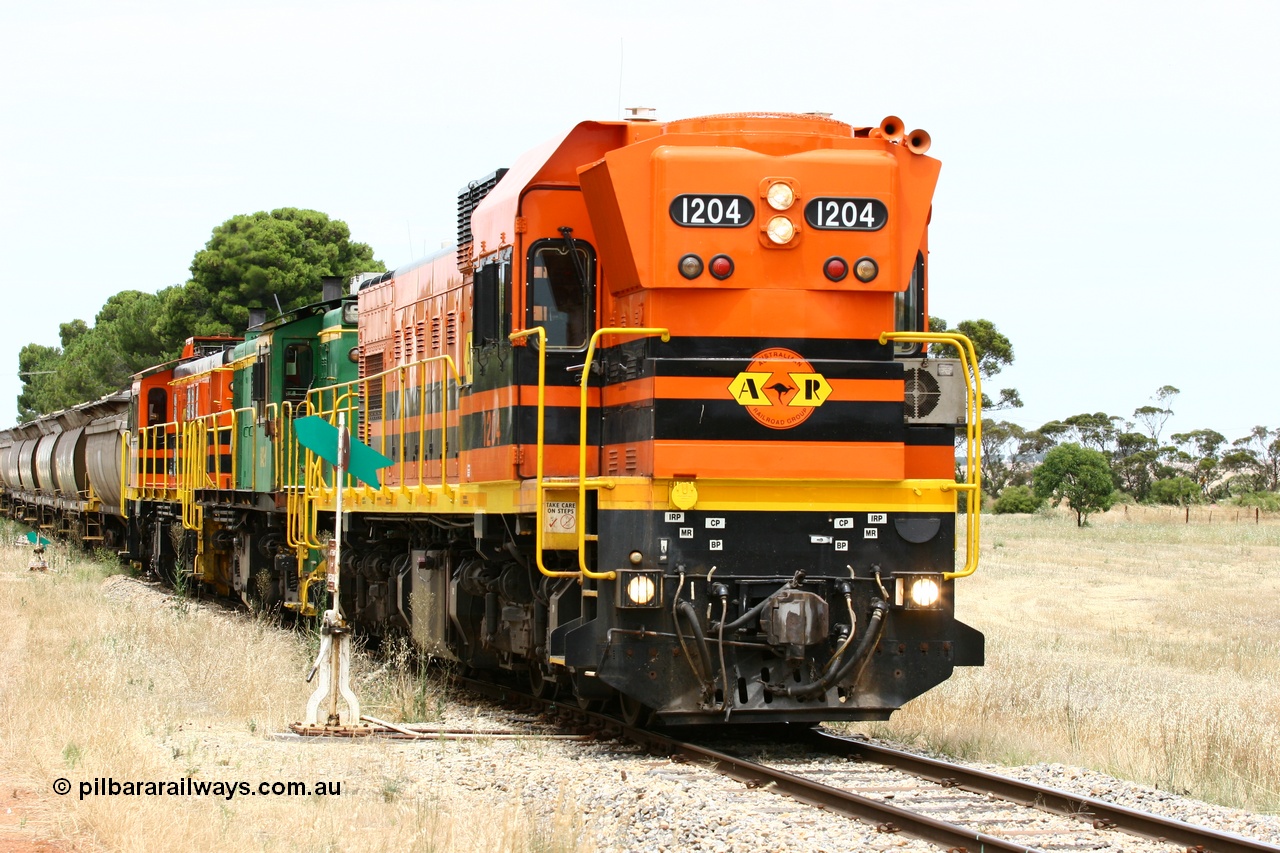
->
2 0 1276 441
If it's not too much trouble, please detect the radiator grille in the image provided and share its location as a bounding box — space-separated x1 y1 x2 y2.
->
457 168 508 270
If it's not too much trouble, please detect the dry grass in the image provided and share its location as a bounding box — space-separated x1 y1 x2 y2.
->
0 523 590 853
864 506 1280 813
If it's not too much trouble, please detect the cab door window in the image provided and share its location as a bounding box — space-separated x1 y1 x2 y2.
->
526 238 594 349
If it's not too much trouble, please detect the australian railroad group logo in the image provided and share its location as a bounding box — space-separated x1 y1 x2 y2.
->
727 348 832 429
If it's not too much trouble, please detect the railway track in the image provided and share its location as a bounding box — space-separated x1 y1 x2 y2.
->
459 677 1280 853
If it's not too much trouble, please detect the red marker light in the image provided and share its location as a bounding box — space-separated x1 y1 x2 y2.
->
709 255 734 280
824 257 848 282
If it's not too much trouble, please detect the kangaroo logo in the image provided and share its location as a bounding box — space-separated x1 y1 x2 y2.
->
727 348 832 430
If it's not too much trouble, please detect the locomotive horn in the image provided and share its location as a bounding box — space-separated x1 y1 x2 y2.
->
905 128 932 155
878 116 904 142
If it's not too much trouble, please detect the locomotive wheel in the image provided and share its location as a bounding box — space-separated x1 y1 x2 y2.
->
528 664 557 700
618 694 652 728
575 695 605 713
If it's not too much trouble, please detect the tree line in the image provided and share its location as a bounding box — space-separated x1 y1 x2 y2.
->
16 208 383 420
928 319 1278 525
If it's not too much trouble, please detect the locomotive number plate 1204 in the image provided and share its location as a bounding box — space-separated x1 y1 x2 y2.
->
804 197 888 231
669 194 755 228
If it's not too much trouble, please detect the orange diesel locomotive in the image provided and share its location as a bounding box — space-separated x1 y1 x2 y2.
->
296 111 984 724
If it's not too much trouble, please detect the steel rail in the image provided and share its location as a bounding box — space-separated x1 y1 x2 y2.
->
653 736 1046 853
810 730 1280 853
455 677 1041 852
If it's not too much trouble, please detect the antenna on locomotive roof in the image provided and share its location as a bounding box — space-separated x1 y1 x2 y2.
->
273 294 284 317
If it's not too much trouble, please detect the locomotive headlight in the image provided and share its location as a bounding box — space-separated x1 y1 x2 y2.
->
348 346 360 363
618 570 662 608
766 215 796 245
910 577 940 608
342 302 359 325
627 575 655 605
894 574 943 609
766 181 795 211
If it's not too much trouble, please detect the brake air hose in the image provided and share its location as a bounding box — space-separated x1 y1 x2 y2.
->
773 600 888 700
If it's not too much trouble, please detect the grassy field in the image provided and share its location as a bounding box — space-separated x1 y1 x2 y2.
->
865 506 1280 813
0 526 587 853
3 509 1277 850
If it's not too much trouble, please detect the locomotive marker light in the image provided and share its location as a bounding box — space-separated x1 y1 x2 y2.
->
678 253 704 279
824 256 849 281
709 254 734 280
294 414 393 732
854 257 879 282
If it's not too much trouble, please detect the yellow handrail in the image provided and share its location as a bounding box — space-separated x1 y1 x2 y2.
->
878 331 983 579
179 420 204 531
509 327 577 579
577 327 670 580
302 356 461 502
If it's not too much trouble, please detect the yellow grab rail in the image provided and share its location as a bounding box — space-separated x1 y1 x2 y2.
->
179 420 204 531
878 331 983 580
509 327 578 579
302 355 462 500
576 327 670 580
411 355 462 497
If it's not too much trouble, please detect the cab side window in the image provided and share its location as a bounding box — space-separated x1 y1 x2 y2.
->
146 388 167 426
474 257 512 344
527 239 594 349
283 343 313 400
894 251 926 355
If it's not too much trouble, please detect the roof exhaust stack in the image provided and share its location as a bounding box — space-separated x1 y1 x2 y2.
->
248 308 267 330
321 277 343 302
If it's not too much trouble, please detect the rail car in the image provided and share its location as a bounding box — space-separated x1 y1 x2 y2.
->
1 111 984 726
